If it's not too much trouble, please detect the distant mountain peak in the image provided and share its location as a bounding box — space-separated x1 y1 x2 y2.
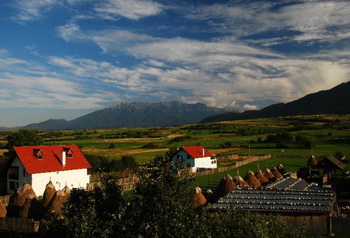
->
23 101 229 130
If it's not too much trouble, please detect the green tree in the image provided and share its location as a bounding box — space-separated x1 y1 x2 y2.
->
51 173 127 238
125 156 200 237
5 129 43 159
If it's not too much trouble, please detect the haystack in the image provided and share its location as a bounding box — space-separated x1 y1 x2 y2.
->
0 201 6 218
193 187 207 208
49 190 67 215
234 176 249 188
216 174 236 197
42 181 56 208
244 170 261 188
307 155 318 167
255 170 269 185
19 198 31 218
62 185 71 197
13 183 36 207
277 164 286 174
263 168 275 181
205 189 217 203
271 167 283 179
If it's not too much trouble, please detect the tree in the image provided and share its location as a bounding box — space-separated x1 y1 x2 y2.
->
5 129 43 159
125 156 201 237
49 173 127 238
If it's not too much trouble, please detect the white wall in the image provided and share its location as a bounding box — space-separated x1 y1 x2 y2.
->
194 157 217 169
7 157 90 196
31 169 90 196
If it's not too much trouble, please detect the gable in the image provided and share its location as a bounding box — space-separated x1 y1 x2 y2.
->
14 145 91 174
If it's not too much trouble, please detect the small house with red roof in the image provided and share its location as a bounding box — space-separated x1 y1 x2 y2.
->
171 146 217 172
7 145 91 196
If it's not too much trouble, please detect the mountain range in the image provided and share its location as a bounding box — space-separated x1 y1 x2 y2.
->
4 81 350 130
22 101 229 129
201 81 350 123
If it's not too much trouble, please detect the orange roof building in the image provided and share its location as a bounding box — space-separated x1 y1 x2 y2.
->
7 145 91 196
171 146 217 172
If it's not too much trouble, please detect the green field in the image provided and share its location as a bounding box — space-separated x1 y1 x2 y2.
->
1 114 350 191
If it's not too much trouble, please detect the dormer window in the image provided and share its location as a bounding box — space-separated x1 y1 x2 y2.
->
33 149 44 160
64 147 73 158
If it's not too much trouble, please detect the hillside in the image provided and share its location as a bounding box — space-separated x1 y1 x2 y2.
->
201 81 350 123
23 101 229 129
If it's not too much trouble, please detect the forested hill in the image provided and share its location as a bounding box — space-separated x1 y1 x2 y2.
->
201 81 350 123
23 101 229 129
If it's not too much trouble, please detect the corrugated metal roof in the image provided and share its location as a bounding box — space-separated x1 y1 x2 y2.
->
266 177 316 191
213 189 334 214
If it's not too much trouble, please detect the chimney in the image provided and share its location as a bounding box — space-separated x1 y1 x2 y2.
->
62 151 66 167
202 148 205 157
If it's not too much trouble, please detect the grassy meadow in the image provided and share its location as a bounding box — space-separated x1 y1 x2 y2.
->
1 114 350 190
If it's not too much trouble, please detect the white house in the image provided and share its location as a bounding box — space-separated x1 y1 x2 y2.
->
7 145 91 196
171 146 217 172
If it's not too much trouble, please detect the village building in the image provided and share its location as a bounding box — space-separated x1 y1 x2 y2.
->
171 146 217 172
7 145 91 196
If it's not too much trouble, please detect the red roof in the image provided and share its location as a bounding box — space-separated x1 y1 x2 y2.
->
181 146 212 159
14 145 91 174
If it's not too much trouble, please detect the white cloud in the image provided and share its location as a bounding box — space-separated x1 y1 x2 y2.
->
12 0 58 23
186 1 350 44
57 23 85 41
243 104 258 110
95 0 163 20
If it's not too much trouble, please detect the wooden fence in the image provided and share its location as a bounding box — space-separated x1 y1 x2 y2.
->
0 218 39 233
195 155 272 176
87 176 139 192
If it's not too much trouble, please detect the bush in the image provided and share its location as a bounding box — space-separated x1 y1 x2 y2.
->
142 142 158 148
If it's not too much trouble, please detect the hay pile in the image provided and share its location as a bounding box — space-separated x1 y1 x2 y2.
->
0 201 6 218
193 187 207 208
62 186 71 197
19 198 31 218
271 167 283 179
307 155 318 167
13 183 36 207
255 170 269 185
244 170 261 188
42 181 56 208
234 176 249 188
263 168 275 181
49 190 67 218
216 174 236 197
277 164 286 174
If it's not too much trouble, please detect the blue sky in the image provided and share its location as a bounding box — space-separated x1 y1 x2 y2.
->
1 0 350 127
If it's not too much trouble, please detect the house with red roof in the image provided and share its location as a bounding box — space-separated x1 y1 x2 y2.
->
7 145 91 196
171 146 217 172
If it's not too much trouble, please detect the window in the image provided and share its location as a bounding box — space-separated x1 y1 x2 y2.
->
33 149 44 160
9 181 19 191
8 167 19 180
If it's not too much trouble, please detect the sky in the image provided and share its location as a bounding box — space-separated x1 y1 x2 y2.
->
1 0 350 127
